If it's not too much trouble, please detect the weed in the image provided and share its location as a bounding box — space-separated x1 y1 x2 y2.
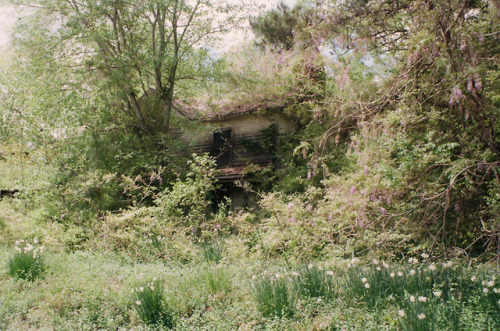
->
132 279 174 328
7 239 46 281
254 274 295 318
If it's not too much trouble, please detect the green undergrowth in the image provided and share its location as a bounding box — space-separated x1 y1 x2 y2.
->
0 244 499 330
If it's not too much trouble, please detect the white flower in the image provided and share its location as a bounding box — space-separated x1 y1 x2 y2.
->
418 313 426 320
433 291 442 297
25 244 33 252
131 289 134 293
398 271 404 277
428 264 437 271
153 277 157 281
390 273 395 278
493 288 500 294
150 286 154 291
347 263 352 268
351 257 360 264
383 262 389 269
398 310 405 317
252 275 257 280
410 269 416 275
291 272 299 277
408 257 418 264
486 281 494 287
483 288 489 294
361 277 368 283
34 238 38 244
443 261 452 267
418 296 427 302
421 253 429 259
308 264 314 270
139 287 144 292
136 300 141 305
372 259 379 265
326 270 334 276
471 276 477 282
364 283 370 289
410 296 415 302
377 267 382 271
388 294 394 300
317 298 322 303
275 273 281 279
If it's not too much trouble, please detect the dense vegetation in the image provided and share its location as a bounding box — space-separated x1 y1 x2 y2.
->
1 0 499 329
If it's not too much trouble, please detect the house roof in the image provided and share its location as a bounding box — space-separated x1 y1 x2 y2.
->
174 94 295 121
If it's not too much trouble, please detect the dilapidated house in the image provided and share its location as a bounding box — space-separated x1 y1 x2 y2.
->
174 100 296 208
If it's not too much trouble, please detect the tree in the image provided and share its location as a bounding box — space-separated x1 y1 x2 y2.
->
8 0 242 136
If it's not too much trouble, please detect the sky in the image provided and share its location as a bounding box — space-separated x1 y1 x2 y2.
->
0 0 298 50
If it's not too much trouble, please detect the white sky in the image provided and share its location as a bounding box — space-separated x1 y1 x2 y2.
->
0 0 298 51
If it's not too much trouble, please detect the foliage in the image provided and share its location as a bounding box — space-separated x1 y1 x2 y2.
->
201 239 225 264
155 154 217 232
253 273 295 318
7 239 46 281
132 278 174 328
292 264 336 299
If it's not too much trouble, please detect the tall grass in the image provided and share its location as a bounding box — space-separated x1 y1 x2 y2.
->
7 240 46 281
254 275 295 318
132 279 174 328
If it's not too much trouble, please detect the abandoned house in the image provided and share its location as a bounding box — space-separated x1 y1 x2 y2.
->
174 101 296 209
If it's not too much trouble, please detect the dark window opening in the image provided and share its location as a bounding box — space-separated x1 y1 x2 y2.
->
212 129 232 167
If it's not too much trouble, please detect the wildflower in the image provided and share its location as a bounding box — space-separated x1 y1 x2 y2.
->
410 296 415 302
388 294 394 300
291 272 299 277
361 277 368 283
418 296 427 302
139 287 144 292
34 238 38 244
351 257 359 264
433 291 442 297
380 207 387 215
418 313 426 320
317 298 322 303
326 270 334 276
410 269 416 275
443 261 452 267
131 289 134 293
428 264 437 271
275 273 281 279
308 264 314 270
136 301 141 306
390 273 395 278
483 288 489 294
252 275 257 280
349 186 356 195
377 267 381 271
153 277 157 281
493 288 500 294
25 244 33 252
364 283 370 289
471 276 477 282
398 271 403 277
372 259 379 265
421 253 429 259
486 281 494 287
150 286 154 291
383 262 389 269
398 310 405 317
408 257 418 264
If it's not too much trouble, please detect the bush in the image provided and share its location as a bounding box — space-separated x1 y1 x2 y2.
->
7 239 46 281
254 274 295 318
132 279 174 328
